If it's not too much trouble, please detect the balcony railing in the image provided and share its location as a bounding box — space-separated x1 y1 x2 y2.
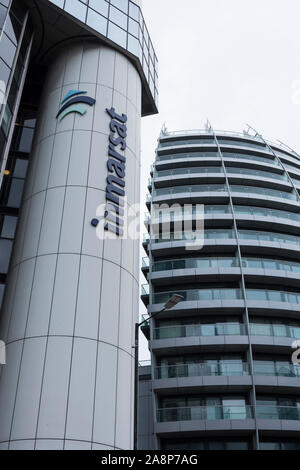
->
153 323 300 341
253 362 300 378
151 288 300 306
154 323 245 340
250 323 300 339
154 362 250 379
152 288 242 304
156 405 300 423
152 257 239 272
256 405 300 420
157 405 252 422
246 289 300 305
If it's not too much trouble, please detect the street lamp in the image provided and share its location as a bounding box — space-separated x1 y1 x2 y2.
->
133 293 184 450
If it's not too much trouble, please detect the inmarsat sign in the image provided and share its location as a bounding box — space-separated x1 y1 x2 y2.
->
104 107 128 236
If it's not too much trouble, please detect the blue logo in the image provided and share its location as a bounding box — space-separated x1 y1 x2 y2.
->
56 90 96 121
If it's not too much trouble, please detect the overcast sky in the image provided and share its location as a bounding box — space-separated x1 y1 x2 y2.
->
138 0 300 359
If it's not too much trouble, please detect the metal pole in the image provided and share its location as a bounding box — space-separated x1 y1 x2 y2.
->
133 322 139 450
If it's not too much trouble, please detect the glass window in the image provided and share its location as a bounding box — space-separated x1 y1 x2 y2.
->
64 0 87 22
13 158 28 178
0 32 16 67
0 283 5 308
87 8 107 35
107 21 127 48
0 57 10 88
15 126 34 153
5 10 22 45
0 4 7 30
109 5 128 29
89 0 109 16
129 1 139 21
1 104 12 137
7 178 24 207
110 0 128 14
0 238 12 273
128 17 139 37
127 34 139 56
1 215 17 239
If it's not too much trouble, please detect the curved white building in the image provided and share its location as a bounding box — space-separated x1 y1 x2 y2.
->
0 0 158 450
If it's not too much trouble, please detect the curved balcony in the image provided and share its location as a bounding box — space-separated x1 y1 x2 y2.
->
145 205 300 239
147 287 300 317
153 322 300 342
154 362 250 380
157 405 253 423
156 405 300 424
153 288 243 305
147 256 300 288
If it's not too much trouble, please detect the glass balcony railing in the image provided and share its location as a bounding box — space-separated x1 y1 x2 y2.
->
235 205 300 223
154 361 300 380
250 323 300 339
154 362 250 379
246 289 300 304
242 257 300 273
153 322 300 341
158 138 215 148
152 257 239 272
145 228 300 247
154 323 245 340
223 152 278 166
153 184 226 197
156 152 220 162
218 139 267 151
148 205 300 223
230 184 297 201
153 288 243 304
284 162 300 175
253 362 300 378
256 406 300 420
154 167 223 178
142 257 149 268
238 229 300 246
151 183 296 201
156 405 300 423
153 166 286 181
226 167 287 181
152 229 235 244
150 288 300 306
157 405 253 423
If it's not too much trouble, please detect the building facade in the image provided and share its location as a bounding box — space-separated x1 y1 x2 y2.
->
141 129 300 450
0 0 158 450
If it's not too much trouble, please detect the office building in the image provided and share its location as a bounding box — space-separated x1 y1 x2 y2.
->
0 0 158 450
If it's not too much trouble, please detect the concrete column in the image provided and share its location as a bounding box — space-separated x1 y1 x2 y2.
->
0 40 141 450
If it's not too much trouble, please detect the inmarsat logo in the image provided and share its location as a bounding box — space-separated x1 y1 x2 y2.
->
56 90 96 121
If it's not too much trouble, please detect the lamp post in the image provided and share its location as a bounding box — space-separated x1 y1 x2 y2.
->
133 294 184 450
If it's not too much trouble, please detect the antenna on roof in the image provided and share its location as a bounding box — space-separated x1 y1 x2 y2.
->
245 123 262 139
160 122 167 136
205 119 213 132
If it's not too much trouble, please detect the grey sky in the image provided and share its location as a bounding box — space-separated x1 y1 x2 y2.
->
138 0 300 359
